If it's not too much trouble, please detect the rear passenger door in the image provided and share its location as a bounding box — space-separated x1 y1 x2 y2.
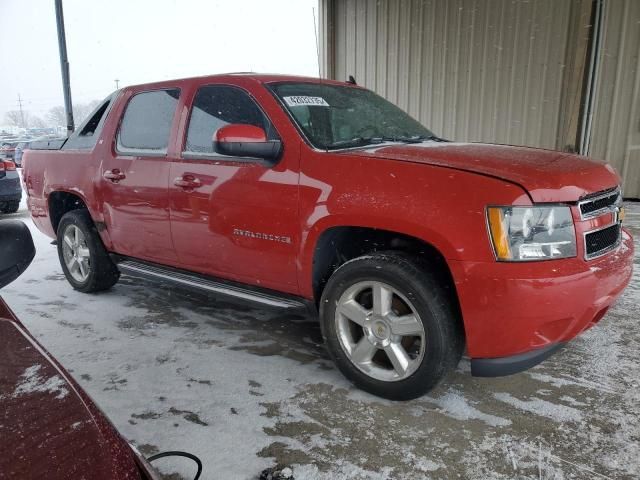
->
99 88 180 264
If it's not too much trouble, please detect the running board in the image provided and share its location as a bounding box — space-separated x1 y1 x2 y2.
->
116 260 307 310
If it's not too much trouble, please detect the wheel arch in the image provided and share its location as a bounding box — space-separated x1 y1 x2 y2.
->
307 224 463 334
48 190 90 234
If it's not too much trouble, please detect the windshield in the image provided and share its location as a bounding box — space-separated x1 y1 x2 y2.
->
271 82 434 150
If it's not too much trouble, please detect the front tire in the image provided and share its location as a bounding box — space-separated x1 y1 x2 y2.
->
319 252 464 400
57 210 120 293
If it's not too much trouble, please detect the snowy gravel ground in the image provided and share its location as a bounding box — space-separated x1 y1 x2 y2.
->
1 194 639 480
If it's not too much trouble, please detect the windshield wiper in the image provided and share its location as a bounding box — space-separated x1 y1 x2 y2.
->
326 137 386 150
424 134 450 142
379 135 426 144
326 134 443 150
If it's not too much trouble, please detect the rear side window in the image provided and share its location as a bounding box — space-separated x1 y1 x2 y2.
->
80 101 110 137
184 85 278 155
118 89 180 154
64 95 114 150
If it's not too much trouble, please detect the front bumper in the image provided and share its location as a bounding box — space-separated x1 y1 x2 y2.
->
470 342 566 377
450 228 633 371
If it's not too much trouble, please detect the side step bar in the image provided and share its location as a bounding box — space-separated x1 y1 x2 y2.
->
117 260 307 310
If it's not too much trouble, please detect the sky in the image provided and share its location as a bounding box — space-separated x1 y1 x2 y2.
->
0 0 320 124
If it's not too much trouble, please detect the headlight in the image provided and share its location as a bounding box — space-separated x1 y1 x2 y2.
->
487 206 576 261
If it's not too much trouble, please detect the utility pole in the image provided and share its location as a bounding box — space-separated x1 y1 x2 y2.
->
54 0 74 135
114 79 120 89
17 94 25 128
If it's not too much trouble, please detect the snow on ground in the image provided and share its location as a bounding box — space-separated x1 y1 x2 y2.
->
1 190 639 479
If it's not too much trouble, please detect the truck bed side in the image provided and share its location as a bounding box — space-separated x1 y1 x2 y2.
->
23 94 119 240
23 148 101 239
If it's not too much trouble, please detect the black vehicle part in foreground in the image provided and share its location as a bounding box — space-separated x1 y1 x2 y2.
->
0 221 35 288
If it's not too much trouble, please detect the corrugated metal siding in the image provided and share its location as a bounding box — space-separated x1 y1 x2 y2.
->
588 0 640 198
327 0 577 150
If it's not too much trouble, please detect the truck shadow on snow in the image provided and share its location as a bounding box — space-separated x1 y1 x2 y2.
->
114 274 330 367
0 208 30 221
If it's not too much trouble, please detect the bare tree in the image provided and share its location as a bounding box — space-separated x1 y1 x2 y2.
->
46 106 66 128
29 116 47 129
73 100 102 124
5 109 60 129
4 110 24 127
46 100 103 128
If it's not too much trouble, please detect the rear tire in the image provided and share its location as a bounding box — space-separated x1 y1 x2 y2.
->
57 210 120 293
0 200 20 214
319 252 464 400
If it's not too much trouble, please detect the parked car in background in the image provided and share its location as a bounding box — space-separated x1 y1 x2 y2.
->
0 221 201 480
26 127 56 137
0 156 21 214
0 141 18 161
14 139 43 167
14 141 29 167
0 134 20 143
23 73 634 400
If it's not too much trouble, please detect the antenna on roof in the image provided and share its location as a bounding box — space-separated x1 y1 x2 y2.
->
312 7 322 81
347 75 357 85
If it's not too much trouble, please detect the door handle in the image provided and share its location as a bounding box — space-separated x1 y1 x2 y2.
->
103 169 126 182
173 175 202 189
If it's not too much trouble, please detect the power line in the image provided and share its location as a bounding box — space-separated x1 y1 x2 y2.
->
17 94 25 127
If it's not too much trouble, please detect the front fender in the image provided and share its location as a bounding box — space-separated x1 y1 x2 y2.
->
297 151 531 298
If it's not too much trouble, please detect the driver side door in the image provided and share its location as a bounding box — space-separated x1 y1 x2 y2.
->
168 84 300 294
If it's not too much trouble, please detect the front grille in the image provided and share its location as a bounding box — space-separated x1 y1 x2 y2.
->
579 188 620 218
584 223 621 259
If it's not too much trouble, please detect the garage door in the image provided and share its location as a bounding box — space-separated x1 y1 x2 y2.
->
323 0 591 152
588 0 640 198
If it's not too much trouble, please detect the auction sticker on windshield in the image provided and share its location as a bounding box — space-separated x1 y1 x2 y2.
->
284 96 329 107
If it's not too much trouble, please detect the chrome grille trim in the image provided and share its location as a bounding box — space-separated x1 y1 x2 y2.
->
583 222 622 260
578 187 622 220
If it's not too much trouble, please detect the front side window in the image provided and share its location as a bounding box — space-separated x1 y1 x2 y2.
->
184 85 278 155
118 89 180 154
270 82 434 150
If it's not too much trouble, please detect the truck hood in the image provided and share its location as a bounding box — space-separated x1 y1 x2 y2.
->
345 142 620 202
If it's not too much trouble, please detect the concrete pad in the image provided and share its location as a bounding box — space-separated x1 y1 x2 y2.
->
2 201 638 479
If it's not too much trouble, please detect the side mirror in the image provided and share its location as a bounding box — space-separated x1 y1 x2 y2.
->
0 221 35 289
213 124 282 162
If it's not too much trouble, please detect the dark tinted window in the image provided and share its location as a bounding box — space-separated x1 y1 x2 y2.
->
64 95 115 150
185 85 277 155
80 101 109 136
118 89 180 153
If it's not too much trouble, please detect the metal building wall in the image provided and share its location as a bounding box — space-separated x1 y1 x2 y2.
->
588 0 640 198
322 0 585 150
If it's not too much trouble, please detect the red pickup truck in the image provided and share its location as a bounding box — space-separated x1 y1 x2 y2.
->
23 74 633 400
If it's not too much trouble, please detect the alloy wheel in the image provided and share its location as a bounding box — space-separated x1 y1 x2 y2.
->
335 281 426 382
61 224 91 283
